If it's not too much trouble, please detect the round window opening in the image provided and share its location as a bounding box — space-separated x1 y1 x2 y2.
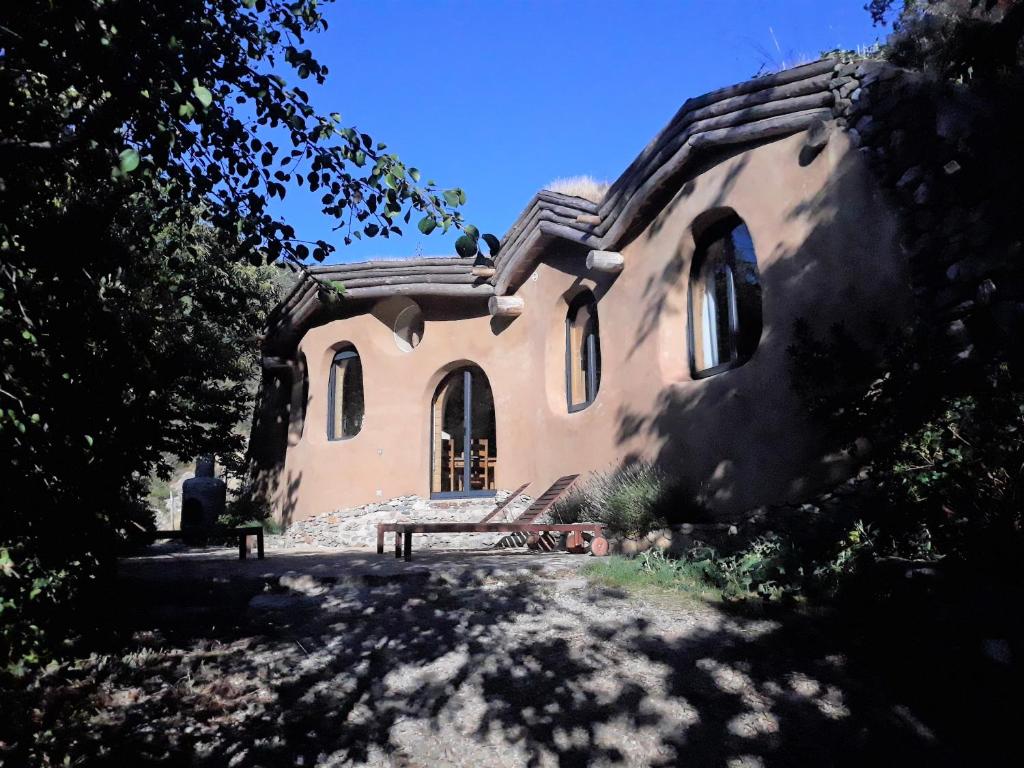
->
393 304 425 352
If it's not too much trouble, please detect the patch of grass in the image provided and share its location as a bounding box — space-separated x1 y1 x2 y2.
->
583 540 803 604
544 175 610 203
582 553 723 601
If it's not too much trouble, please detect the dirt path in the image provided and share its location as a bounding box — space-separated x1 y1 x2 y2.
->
3 547 971 766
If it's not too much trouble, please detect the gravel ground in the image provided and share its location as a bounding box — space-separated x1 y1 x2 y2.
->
3 546 971 766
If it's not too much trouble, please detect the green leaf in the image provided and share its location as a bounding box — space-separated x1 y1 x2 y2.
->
192 84 213 108
443 189 462 207
482 233 501 256
418 216 437 235
330 280 346 295
409 167 421 182
464 224 479 241
455 234 478 258
84 435 93 447
118 149 140 174
178 101 196 119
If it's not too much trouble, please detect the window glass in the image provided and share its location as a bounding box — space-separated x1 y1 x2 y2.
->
328 349 363 439
690 216 762 376
566 292 601 410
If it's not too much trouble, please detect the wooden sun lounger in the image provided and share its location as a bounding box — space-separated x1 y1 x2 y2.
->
376 482 529 555
376 475 608 561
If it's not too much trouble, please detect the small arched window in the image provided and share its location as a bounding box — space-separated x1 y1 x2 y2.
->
327 347 364 440
689 214 762 378
566 291 601 411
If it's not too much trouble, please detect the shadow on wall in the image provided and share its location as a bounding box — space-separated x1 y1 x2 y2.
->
13 554 1010 766
245 361 307 528
616 136 906 515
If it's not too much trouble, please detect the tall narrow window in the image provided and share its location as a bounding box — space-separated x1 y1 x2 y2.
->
566 291 601 411
689 213 762 377
327 347 364 440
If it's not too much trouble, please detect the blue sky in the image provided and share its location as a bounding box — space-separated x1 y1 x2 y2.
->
274 0 888 264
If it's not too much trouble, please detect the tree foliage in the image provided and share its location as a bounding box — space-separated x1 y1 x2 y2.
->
0 0 497 265
868 0 1024 79
0 0 495 668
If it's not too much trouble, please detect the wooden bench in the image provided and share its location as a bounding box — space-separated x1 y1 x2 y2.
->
147 526 265 560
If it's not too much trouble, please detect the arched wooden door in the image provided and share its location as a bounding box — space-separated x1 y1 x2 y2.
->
430 366 496 498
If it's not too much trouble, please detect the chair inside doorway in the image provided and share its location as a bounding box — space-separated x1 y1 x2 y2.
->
431 365 497 497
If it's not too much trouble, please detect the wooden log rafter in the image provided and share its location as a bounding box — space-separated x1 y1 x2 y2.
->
268 58 848 347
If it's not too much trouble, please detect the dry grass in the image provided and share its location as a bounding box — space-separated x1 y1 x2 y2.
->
545 175 610 203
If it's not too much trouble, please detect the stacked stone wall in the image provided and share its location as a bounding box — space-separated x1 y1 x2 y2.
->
829 58 1024 364
280 490 533 551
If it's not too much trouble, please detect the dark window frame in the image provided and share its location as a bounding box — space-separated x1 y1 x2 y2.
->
565 291 601 412
687 214 762 380
327 348 364 441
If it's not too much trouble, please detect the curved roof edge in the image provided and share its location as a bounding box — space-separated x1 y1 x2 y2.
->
267 57 842 351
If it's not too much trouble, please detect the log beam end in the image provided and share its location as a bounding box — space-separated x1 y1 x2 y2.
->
586 250 624 273
488 295 524 317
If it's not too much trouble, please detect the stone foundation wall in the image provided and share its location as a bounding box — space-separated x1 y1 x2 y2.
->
280 490 533 551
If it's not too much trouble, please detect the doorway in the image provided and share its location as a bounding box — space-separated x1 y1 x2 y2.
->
430 366 497 498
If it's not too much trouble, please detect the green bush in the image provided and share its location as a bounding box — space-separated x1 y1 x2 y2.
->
550 462 669 537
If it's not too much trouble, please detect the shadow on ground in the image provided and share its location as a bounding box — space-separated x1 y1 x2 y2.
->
2 547 1017 767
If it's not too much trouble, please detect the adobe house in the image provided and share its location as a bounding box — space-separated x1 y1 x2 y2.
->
248 58 924 530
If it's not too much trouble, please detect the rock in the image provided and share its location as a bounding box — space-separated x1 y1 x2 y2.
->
279 572 329 596
896 166 924 190
943 159 962 175
804 118 831 152
248 593 317 612
619 537 651 556
913 182 931 206
981 638 1013 665
854 115 876 138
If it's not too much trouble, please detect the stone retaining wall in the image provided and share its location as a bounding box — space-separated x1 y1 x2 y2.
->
280 490 533 551
828 58 1023 364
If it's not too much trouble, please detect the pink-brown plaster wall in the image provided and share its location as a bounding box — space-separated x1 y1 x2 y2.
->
268 129 909 523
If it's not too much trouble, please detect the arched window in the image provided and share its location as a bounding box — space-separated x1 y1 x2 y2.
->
688 214 762 377
566 291 601 411
327 347 364 440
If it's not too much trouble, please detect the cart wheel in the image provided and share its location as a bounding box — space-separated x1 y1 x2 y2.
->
590 536 609 557
566 530 586 554
526 534 540 550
